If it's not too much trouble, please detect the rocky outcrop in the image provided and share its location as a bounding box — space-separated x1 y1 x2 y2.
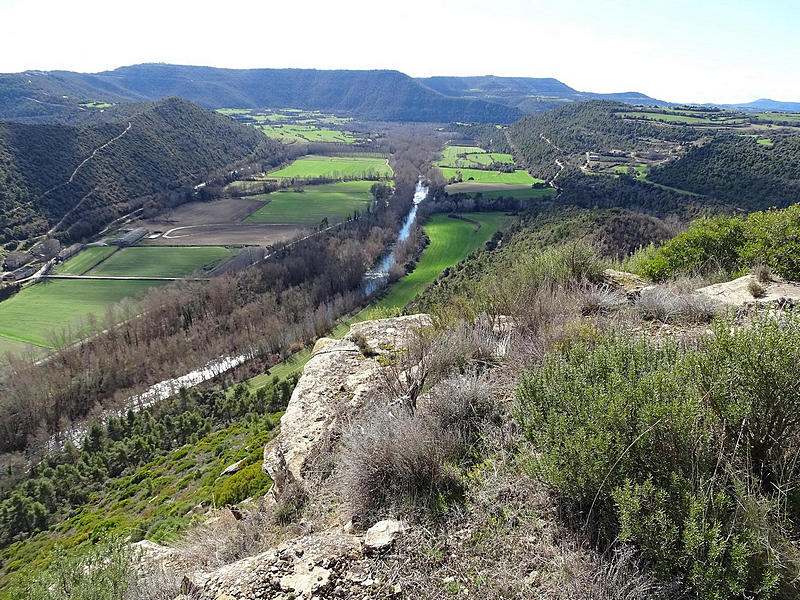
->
264 314 433 497
696 274 800 308
179 529 405 599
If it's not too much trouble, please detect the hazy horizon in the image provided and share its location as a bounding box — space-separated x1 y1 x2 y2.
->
1 0 798 105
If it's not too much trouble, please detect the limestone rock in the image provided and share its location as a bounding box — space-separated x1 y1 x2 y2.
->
220 458 246 476
364 519 409 552
264 314 432 496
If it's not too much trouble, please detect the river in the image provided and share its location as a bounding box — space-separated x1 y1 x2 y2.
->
363 178 429 295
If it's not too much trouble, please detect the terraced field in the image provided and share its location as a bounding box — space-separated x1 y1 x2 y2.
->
87 247 232 278
259 124 360 144
244 181 375 225
268 155 391 180
617 110 745 125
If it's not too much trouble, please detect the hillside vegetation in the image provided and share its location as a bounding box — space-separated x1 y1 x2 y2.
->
0 97 283 244
0 65 523 124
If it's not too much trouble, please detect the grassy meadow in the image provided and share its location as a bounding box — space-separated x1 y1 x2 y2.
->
0 280 160 348
439 166 541 185
439 145 514 168
52 246 118 275
244 181 375 224
268 155 391 180
87 247 232 278
358 212 514 320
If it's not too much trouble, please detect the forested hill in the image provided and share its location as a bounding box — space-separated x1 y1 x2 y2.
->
0 97 283 244
0 65 523 124
417 75 668 113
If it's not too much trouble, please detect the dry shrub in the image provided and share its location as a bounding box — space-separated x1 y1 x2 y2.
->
338 373 495 521
637 287 721 324
575 283 627 316
748 279 767 298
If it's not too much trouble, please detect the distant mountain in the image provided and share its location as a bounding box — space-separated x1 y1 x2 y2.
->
0 97 282 244
417 75 670 113
0 65 524 125
720 98 800 113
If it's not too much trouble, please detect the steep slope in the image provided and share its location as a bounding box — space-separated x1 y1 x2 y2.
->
0 97 282 244
0 65 523 125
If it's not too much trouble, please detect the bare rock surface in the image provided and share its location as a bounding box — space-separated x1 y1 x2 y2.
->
363 519 409 552
182 530 401 599
263 314 432 495
696 274 800 308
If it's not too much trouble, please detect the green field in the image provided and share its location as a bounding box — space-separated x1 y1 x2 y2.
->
617 111 745 125
755 112 800 123
439 167 541 185
87 247 232 278
439 145 515 168
53 246 117 275
259 124 360 144
359 213 514 319
244 181 375 224
268 155 391 180
0 280 160 348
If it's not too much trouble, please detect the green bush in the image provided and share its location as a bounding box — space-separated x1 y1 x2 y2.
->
516 315 800 599
213 462 272 506
637 205 800 281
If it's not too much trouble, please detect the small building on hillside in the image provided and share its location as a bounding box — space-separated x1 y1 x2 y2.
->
115 228 148 247
58 243 83 261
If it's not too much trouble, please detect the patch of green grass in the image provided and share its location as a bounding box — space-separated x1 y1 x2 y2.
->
215 108 252 115
754 112 800 123
0 334 46 357
268 155 391 180
244 181 375 225
439 167 540 185
259 125 360 144
357 213 514 320
52 246 117 275
439 146 516 169
0 280 160 348
757 137 774 146
79 102 113 109
617 110 744 125
87 247 232 278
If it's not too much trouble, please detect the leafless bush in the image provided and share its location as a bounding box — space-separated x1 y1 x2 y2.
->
575 283 627 316
339 373 495 521
171 504 277 573
753 262 773 283
338 405 462 520
127 567 182 600
637 287 721 324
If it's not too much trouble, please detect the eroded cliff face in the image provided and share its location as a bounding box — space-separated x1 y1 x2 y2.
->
263 314 432 498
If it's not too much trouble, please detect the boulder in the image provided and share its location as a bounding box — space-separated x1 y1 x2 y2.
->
363 519 409 552
263 314 432 496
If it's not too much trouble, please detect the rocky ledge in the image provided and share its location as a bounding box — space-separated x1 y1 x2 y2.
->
263 314 432 497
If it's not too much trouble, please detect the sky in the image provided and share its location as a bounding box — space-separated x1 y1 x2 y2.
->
1 0 798 104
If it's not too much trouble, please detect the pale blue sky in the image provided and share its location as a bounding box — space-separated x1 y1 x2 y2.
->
1 0 798 103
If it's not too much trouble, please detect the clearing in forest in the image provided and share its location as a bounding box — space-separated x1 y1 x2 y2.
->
439 166 541 185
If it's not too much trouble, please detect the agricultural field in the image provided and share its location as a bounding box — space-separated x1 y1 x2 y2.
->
439 166 541 185
360 212 514 319
52 246 117 275
267 154 392 180
244 181 375 225
617 110 745 125
86 246 232 278
754 112 800 124
439 145 514 168
259 124 360 144
0 279 160 349
217 107 363 143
